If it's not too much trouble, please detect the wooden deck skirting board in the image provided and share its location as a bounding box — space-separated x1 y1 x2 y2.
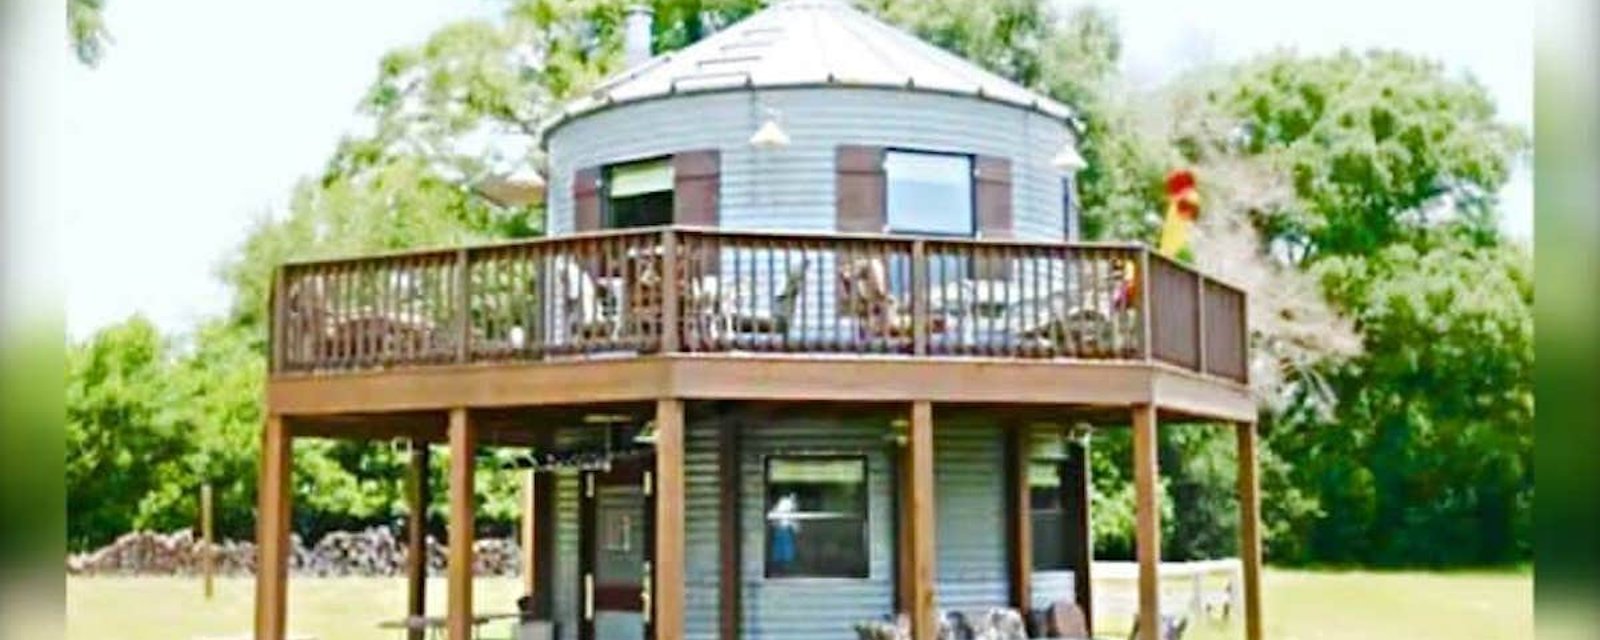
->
267 356 1253 422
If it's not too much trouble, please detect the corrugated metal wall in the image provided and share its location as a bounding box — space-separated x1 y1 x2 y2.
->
546 87 1076 241
544 412 1080 639
684 414 723 640
736 413 896 640
553 469 580 640
934 417 1010 613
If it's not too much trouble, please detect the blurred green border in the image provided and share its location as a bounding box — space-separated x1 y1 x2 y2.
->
1534 0 1600 636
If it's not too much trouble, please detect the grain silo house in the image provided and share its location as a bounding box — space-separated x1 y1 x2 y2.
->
259 2 1261 640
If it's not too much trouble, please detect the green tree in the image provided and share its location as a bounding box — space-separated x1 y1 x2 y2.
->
67 317 183 549
1209 50 1526 263
1277 236 1533 565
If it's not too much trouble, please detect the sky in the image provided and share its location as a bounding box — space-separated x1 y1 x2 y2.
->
62 0 1532 339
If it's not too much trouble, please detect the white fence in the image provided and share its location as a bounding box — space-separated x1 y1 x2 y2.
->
1092 558 1242 621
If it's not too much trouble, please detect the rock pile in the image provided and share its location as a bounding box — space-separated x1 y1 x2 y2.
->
68 528 525 577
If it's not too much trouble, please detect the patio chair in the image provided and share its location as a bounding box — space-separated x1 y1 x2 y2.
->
837 256 948 340
1126 613 1188 640
1043 600 1090 639
726 258 808 337
965 608 1029 640
853 613 911 640
283 275 442 367
555 256 620 341
1013 259 1141 358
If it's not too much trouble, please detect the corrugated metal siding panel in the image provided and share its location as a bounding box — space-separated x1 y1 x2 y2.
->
1030 570 1077 611
685 416 723 640
934 418 1009 613
553 470 580 640
547 88 1071 240
739 415 896 640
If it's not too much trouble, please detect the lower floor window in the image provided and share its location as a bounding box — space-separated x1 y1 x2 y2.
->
1031 461 1071 571
765 456 869 578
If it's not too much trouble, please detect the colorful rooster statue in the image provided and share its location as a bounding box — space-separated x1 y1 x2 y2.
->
1158 169 1201 259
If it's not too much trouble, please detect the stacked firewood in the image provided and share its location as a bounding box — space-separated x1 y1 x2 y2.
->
67 530 257 576
68 528 525 577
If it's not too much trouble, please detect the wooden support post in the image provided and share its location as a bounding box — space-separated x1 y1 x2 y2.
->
201 483 214 600
1237 422 1264 640
1132 405 1160 640
653 399 686 640
906 401 937 640
1005 425 1032 612
407 441 431 640
254 415 291 640
520 470 537 599
447 408 476 640
1066 439 1095 635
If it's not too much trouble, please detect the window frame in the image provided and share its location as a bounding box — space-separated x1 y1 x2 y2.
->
761 453 872 581
882 148 977 238
601 155 675 230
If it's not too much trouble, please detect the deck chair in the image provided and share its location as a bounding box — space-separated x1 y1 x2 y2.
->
965 608 1028 640
837 256 947 340
727 258 809 337
1044 600 1090 639
283 274 441 367
1127 613 1188 640
1015 259 1140 358
555 256 620 340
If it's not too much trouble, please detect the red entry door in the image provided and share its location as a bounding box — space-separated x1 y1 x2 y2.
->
579 457 655 640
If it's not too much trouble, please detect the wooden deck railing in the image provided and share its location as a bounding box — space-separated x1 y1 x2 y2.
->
270 227 1249 383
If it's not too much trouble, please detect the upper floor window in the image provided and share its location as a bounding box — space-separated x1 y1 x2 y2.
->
884 150 974 237
605 157 674 228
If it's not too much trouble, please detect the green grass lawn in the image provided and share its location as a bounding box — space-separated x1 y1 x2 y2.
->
67 569 1530 640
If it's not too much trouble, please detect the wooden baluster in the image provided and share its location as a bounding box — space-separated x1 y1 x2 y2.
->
362 262 375 367
331 264 345 369
454 249 470 363
1197 276 1209 375
662 230 680 353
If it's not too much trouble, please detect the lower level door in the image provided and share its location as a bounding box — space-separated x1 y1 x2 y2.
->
580 458 654 640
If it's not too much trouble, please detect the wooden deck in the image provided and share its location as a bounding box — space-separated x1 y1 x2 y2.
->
266 226 1250 420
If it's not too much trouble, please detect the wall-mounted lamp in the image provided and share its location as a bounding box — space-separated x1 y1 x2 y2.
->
1051 144 1087 172
1068 421 1094 445
749 105 790 149
885 417 910 447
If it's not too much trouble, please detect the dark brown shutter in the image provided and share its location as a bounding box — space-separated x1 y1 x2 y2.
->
975 155 1013 239
573 166 602 232
672 150 720 227
974 155 1014 278
836 145 886 233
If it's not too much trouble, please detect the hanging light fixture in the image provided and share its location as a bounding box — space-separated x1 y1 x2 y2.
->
1051 143 1087 172
749 104 790 149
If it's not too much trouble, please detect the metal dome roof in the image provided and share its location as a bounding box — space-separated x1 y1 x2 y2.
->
543 0 1075 133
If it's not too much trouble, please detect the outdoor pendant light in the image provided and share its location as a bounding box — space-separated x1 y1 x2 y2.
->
749 104 790 149
1051 143 1087 172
